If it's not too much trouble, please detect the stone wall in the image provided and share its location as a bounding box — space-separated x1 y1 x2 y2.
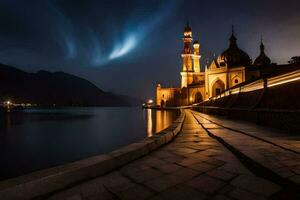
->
193 75 300 132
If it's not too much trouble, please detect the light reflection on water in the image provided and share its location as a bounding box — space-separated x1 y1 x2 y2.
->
146 109 153 137
145 109 178 137
156 109 168 133
0 107 178 180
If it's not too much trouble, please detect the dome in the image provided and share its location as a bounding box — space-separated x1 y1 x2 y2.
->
219 33 251 68
193 40 199 45
254 42 271 66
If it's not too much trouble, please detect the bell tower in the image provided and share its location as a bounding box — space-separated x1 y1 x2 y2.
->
193 41 200 73
181 22 194 88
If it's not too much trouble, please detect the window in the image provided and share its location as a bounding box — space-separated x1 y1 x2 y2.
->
234 79 239 84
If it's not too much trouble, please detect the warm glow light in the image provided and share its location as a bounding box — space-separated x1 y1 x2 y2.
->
208 69 300 102
267 71 300 88
147 109 153 137
268 77 300 87
155 110 169 133
148 99 153 104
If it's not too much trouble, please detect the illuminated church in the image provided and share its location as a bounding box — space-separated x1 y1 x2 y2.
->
156 23 272 107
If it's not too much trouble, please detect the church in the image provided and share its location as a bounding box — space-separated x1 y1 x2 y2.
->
155 23 272 107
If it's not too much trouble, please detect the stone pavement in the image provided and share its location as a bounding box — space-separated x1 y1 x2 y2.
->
192 111 300 187
47 110 286 200
191 111 300 153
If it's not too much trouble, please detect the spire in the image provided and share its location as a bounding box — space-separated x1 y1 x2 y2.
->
184 20 192 32
260 35 265 53
254 36 271 66
229 25 237 47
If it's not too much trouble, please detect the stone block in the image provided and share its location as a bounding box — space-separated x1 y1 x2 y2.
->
122 168 163 183
109 143 150 167
116 184 155 200
174 123 183 135
231 175 281 196
188 162 217 173
186 174 226 194
0 154 116 199
165 131 175 143
137 138 157 152
158 185 207 200
154 163 183 174
151 134 166 148
229 188 265 200
206 168 237 181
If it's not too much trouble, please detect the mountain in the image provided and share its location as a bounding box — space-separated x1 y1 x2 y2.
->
0 64 140 106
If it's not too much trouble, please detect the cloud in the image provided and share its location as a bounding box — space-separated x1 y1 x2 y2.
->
105 0 182 64
109 34 136 60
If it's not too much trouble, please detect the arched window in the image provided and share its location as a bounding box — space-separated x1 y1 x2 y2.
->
194 92 203 103
232 76 242 86
212 79 225 96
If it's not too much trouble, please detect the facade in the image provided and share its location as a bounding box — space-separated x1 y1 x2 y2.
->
156 24 272 107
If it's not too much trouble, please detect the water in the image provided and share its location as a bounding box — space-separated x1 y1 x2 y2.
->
0 107 179 181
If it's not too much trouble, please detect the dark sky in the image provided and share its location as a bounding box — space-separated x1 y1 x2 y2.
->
0 0 299 100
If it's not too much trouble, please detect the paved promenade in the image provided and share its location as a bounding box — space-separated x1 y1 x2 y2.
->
191 112 300 189
45 110 300 200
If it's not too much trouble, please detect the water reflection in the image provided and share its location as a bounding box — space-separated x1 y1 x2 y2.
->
146 109 153 137
156 110 168 133
145 109 178 136
0 107 178 180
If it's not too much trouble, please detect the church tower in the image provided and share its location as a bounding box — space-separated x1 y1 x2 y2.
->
181 22 194 88
193 41 201 73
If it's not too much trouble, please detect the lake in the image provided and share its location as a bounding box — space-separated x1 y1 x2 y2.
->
0 107 179 181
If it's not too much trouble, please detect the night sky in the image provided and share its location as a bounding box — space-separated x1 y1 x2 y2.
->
0 0 300 100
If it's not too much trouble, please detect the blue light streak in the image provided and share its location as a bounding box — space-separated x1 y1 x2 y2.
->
109 34 136 60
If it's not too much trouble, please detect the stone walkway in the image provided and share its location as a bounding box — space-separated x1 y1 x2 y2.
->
191 111 300 153
47 110 287 200
192 111 300 188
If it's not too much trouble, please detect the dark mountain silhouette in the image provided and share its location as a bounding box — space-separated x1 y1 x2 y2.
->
0 64 139 106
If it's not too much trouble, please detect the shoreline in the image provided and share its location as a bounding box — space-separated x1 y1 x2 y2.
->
0 109 185 199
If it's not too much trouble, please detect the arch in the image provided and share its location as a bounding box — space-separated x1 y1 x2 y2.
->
160 100 165 108
212 79 225 96
194 92 203 103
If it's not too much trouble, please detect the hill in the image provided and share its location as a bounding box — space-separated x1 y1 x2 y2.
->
0 64 139 106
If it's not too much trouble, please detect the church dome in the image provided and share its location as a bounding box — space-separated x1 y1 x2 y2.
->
254 42 271 66
219 32 251 68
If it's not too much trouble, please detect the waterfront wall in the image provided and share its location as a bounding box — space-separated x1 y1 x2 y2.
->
0 110 185 199
193 71 300 132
